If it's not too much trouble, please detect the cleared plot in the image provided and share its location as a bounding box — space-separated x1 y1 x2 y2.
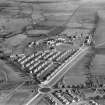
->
63 49 93 86
92 54 105 75
4 91 31 105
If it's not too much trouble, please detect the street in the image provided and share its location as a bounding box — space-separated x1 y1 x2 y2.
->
25 46 89 105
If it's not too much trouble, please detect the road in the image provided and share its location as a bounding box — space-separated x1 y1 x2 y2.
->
24 92 45 105
41 46 89 87
25 46 89 105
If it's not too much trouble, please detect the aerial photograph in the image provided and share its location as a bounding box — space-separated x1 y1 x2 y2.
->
0 0 105 105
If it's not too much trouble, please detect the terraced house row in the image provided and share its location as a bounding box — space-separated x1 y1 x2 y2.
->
44 95 57 105
11 48 78 84
52 89 80 105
